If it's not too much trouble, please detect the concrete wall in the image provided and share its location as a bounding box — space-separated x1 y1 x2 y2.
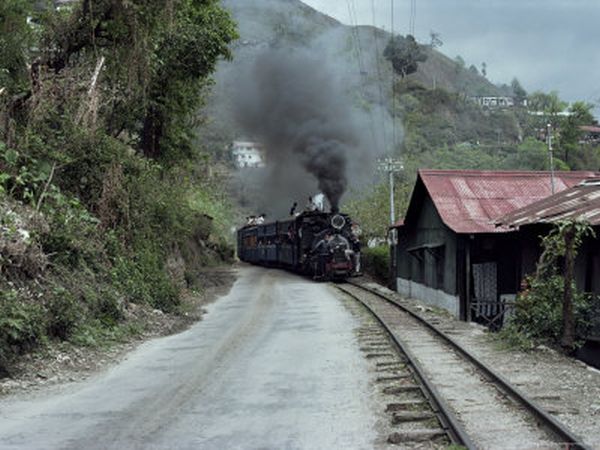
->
397 277 460 318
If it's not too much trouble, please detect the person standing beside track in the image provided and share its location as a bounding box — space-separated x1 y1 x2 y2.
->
313 232 332 279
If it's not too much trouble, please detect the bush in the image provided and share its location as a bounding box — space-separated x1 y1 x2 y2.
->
500 275 592 349
0 288 46 366
361 246 390 283
46 287 83 340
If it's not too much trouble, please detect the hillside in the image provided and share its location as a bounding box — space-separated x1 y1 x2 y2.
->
0 0 237 374
204 0 513 216
208 0 598 237
211 0 502 120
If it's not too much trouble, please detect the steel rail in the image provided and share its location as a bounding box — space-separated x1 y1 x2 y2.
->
335 285 476 449
346 281 591 450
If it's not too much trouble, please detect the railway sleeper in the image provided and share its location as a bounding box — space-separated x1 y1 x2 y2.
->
375 366 407 374
376 360 407 367
376 375 412 383
359 341 390 347
365 353 396 359
387 429 447 444
383 385 421 395
360 345 391 352
385 400 429 412
357 328 385 334
391 411 436 424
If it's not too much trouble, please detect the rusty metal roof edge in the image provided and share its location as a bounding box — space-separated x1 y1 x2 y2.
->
496 183 600 227
418 168 600 177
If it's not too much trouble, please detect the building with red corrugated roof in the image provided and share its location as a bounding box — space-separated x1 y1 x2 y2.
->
392 169 599 324
495 179 600 367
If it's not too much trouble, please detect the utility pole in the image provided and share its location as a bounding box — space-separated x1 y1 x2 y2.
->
377 157 404 224
547 123 556 194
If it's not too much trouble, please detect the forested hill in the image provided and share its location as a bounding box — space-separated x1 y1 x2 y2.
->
207 0 502 147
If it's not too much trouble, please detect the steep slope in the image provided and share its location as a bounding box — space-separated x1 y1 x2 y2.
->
204 0 510 217
207 0 501 146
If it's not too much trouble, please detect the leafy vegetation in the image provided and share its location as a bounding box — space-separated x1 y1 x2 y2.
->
499 221 595 350
361 245 390 284
0 0 237 370
348 77 598 238
384 34 428 79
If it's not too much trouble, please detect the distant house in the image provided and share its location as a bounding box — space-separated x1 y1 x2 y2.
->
579 125 600 144
231 141 265 169
470 96 525 108
392 169 598 325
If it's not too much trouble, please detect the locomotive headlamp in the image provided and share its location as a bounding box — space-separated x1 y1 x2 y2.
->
331 214 345 230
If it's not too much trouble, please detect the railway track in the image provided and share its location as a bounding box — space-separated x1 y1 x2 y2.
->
336 281 590 450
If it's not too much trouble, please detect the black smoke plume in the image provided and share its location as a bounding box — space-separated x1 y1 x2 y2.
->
235 49 365 212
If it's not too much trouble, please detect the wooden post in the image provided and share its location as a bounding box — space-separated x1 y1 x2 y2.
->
466 238 472 322
561 224 576 350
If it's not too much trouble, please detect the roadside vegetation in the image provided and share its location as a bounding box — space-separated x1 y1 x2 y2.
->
499 221 596 352
0 0 237 373
360 246 390 285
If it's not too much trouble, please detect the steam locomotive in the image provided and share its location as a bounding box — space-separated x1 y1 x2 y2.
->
237 210 358 280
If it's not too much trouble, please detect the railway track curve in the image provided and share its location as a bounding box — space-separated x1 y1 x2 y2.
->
336 281 590 450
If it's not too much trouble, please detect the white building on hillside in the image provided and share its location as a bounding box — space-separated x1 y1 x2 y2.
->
470 96 519 108
231 141 265 168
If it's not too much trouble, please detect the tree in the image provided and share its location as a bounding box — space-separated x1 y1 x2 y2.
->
506 221 594 351
384 34 427 79
558 101 595 167
527 90 567 116
511 77 527 104
504 137 567 171
139 0 237 160
0 0 31 94
0 0 33 146
537 221 594 351
34 0 237 161
343 180 411 241
429 31 442 49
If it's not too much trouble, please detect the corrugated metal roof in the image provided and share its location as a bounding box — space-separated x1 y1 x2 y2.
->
418 169 599 233
580 125 600 133
496 179 600 227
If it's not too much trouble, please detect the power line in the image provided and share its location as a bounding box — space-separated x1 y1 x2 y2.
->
370 0 389 156
390 0 397 156
346 0 378 150
409 0 417 36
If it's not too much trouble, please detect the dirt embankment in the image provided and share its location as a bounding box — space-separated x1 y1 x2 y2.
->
0 267 237 396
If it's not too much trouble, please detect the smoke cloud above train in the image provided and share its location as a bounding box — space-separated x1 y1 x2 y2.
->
235 48 368 212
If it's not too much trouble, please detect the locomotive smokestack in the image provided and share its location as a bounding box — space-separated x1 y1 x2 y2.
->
235 49 363 212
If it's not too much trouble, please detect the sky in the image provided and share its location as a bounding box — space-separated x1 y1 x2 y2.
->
301 0 600 117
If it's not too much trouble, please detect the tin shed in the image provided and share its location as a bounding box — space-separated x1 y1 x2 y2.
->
393 169 598 323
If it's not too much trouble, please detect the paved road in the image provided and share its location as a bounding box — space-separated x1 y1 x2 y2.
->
0 267 378 449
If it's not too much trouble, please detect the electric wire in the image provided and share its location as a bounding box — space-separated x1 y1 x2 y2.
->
409 0 417 36
345 0 378 151
370 0 390 156
390 0 397 155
